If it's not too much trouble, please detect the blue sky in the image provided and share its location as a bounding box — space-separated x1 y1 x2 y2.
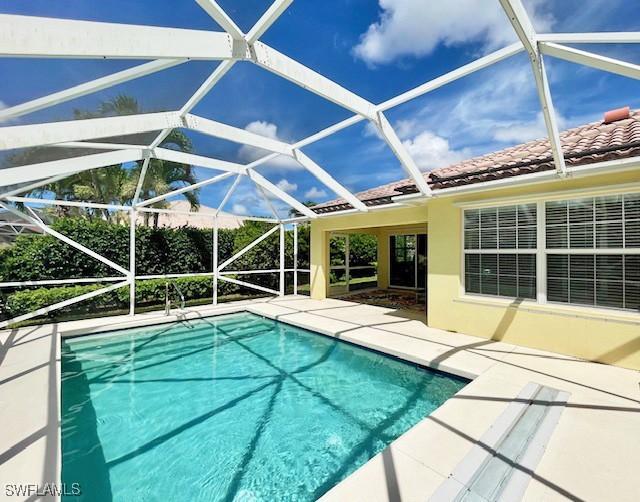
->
1 0 639 217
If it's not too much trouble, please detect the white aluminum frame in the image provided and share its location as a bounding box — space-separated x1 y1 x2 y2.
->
1 0 639 325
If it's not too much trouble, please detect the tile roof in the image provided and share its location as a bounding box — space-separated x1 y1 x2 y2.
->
313 108 640 214
136 201 244 229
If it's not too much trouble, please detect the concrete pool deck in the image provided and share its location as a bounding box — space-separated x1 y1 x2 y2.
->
1 295 638 501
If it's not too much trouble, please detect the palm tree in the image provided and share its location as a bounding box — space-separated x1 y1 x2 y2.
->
15 95 200 225
124 144 200 227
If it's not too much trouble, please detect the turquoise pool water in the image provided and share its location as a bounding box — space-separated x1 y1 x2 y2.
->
62 313 467 501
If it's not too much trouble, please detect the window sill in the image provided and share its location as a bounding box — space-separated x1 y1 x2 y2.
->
454 294 640 325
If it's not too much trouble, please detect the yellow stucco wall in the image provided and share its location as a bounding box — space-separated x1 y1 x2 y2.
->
310 170 640 370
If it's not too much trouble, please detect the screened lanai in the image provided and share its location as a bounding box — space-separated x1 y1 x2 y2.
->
1 0 639 328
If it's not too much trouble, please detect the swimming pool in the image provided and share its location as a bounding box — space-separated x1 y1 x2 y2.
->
62 313 468 501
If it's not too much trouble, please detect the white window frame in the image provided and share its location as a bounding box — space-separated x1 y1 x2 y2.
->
461 204 538 301
543 193 640 311
460 186 640 313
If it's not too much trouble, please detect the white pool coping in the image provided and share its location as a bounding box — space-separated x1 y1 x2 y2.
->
1 295 639 501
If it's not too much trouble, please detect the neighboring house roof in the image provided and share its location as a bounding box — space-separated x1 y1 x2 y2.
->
313 107 640 214
137 201 244 229
0 207 45 245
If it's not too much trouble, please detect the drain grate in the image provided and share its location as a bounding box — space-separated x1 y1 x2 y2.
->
430 382 570 502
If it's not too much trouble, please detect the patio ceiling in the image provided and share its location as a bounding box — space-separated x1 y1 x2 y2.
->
0 0 639 223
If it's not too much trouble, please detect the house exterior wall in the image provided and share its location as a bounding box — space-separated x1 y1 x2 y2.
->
310 169 640 370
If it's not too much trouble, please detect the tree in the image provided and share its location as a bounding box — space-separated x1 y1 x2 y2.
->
10 95 199 225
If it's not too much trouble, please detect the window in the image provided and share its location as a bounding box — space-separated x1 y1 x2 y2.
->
463 204 537 300
545 194 639 310
462 192 640 312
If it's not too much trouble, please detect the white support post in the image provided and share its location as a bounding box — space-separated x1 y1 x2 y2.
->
149 0 293 151
152 148 247 175
53 141 147 151
247 169 317 219
217 174 242 213
136 171 235 208
129 209 136 316
0 112 180 151
536 32 640 44
133 157 151 205
251 42 377 120
149 129 172 150
195 1 245 39
217 275 279 296
5 196 131 212
246 0 293 43
213 216 219 305
0 149 146 188
293 149 368 211
379 42 524 111
498 0 567 177
540 42 640 81
179 60 237 115
279 223 285 296
375 112 432 195
0 15 238 60
0 174 72 199
185 114 293 156
293 223 298 295
0 277 125 288
345 234 350 293
255 182 281 220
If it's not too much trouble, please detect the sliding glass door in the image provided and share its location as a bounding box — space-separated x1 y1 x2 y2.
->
390 234 427 289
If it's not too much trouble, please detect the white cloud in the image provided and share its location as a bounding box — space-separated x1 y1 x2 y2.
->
353 0 554 65
387 63 555 151
304 187 328 199
276 179 298 193
231 203 248 215
363 121 382 139
401 129 469 171
230 182 293 219
238 121 301 170
493 111 567 143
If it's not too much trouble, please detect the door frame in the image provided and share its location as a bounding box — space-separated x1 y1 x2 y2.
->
388 233 426 290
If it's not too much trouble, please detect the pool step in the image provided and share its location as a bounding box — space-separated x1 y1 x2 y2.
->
429 382 570 502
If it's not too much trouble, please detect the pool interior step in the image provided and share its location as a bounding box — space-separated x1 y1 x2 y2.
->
430 382 570 502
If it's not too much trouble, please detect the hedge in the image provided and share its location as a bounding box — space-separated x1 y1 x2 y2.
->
3 276 245 318
0 217 319 322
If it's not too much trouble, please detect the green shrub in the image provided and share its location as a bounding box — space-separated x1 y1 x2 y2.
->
0 217 312 284
5 284 123 318
2 276 242 318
